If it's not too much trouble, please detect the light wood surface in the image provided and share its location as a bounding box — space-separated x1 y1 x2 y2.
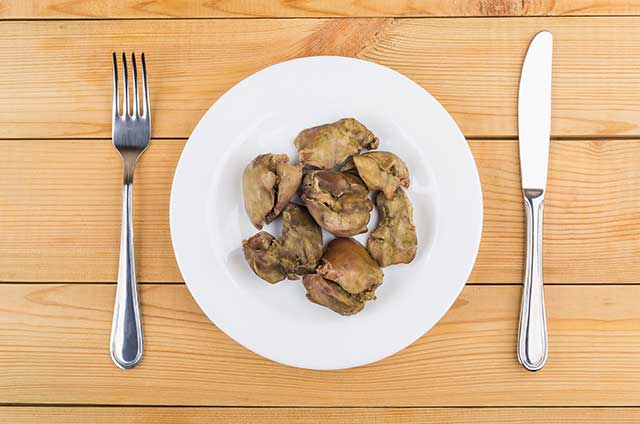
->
1 3 638 422
1 283 640 406
1 407 639 423
2 0 640 18
2 138 639 283
1 17 640 139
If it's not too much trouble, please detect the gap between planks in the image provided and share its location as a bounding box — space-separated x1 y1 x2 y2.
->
1 282 640 286
3 15 640 22
2 136 640 141
2 407 640 424
1 404 640 408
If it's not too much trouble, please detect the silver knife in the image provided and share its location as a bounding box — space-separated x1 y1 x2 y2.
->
517 31 553 372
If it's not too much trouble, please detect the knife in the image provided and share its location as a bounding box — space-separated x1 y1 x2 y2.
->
517 31 553 372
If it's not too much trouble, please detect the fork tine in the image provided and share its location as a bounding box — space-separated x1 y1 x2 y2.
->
112 52 119 118
131 53 139 118
141 52 150 120
122 52 129 117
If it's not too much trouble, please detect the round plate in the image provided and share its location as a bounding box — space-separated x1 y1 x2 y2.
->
170 56 483 370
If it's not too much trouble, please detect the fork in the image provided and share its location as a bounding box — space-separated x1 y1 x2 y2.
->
110 52 150 369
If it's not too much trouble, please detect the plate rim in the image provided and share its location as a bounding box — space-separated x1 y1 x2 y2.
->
169 55 484 370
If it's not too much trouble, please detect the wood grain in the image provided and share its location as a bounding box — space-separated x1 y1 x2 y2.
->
1 18 640 138
2 0 640 18
0 3 637 420
2 407 640 423
0 139 182 282
2 139 639 283
471 138 640 283
1 283 639 406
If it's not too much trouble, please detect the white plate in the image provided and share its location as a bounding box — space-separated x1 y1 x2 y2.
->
170 56 483 370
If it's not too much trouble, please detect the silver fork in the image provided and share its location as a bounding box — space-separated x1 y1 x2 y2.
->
110 52 150 369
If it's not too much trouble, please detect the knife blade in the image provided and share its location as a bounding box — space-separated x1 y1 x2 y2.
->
517 31 553 372
519 31 552 191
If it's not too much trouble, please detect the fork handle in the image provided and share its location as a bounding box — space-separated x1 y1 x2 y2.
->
110 179 144 369
517 188 548 371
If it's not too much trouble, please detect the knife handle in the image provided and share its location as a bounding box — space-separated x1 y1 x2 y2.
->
518 188 548 371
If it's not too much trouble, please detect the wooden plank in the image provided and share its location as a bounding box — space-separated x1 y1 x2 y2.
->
1 284 639 405
471 138 640 284
0 139 182 283
2 139 639 283
0 18 640 139
2 0 640 19
2 407 640 423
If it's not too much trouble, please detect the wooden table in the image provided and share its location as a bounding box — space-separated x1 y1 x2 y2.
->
2 1 640 422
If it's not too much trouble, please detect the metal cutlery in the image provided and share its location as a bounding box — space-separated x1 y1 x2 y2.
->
517 31 553 372
110 52 151 370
